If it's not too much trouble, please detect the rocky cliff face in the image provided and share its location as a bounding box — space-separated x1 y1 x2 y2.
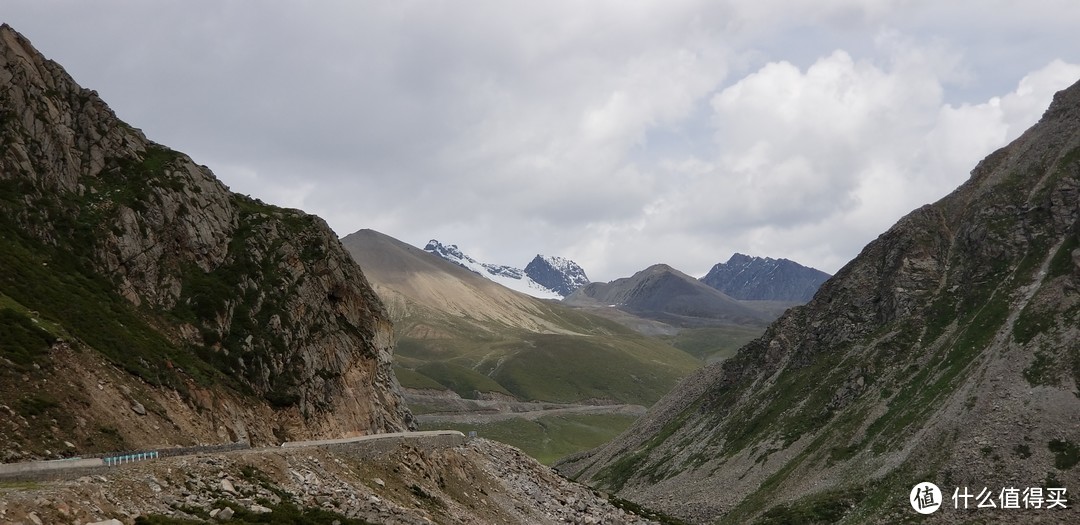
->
700 253 830 303
524 255 590 297
560 79 1080 523
0 24 411 455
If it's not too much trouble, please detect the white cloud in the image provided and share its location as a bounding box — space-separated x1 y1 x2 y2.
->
5 1 1080 280
566 36 1080 278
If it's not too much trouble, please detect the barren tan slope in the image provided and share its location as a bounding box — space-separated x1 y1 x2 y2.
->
343 229 581 334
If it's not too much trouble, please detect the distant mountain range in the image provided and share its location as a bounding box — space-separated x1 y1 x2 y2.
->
423 240 589 299
566 264 773 328
423 241 830 305
342 230 700 406
700 253 830 302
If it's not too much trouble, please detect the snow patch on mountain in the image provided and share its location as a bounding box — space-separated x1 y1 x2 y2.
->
424 240 572 299
524 255 590 297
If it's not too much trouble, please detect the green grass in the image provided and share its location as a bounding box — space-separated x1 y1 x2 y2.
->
393 308 702 406
392 365 447 390
664 325 764 363
0 307 55 369
423 412 638 465
134 500 377 524
413 361 513 398
753 488 865 525
490 333 700 405
0 201 223 389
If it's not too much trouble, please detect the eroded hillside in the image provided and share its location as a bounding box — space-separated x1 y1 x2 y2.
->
0 24 411 459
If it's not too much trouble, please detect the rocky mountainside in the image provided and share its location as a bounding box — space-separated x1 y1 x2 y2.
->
0 436 662 525
559 79 1080 523
0 24 411 460
701 253 830 302
343 229 700 406
524 255 590 297
424 240 586 299
565 264 774 328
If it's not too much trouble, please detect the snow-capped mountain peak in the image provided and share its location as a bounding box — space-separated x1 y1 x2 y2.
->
423 240 588 299
524 255 590 297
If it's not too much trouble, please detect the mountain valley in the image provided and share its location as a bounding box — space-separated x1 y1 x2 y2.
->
3 13 1066 525
558 77 1080 524
0 23 668 524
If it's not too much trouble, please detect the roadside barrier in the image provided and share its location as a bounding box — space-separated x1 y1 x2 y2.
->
102 451 159 466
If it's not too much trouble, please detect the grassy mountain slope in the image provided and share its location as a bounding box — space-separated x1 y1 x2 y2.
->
342 229 702 406
559 79 1080 524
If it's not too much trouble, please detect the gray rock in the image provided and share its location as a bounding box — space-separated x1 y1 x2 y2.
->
220 478 236 494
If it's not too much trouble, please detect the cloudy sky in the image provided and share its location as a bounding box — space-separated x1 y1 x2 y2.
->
7 1 1080 281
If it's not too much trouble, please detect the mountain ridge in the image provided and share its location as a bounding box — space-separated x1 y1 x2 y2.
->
701 252 831 302
558 78 1080 523
423 239 589 299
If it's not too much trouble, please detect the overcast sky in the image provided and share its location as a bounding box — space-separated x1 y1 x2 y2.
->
7 1 1080 281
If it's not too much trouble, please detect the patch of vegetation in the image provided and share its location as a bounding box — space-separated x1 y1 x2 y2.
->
593 401 698 491
0 180 224 389
754 488 866 525
1023 349 1060 387
414 361 513 398
1048 439 1080 470
828 443 862 463
594 448 647 493
608 495 692 525
426 412 638 466
392 300 701 406
17 393 59 417
135 500 377 524
1014 444 1032 459
492 333 699 405
1047 233 1080 279
711 351 844 457
239 465 293 502
664 325 764 363
865 281 1011 450
0 307 55 369
392 365 447 391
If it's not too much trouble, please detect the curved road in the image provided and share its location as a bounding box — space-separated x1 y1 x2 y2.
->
278 429 465 448
0 430 466 482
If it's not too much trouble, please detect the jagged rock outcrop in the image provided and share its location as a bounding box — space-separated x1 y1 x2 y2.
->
0 24 411 454
423 239 582 299
524 255 590 296
560 79 1080 523
700 253 830 302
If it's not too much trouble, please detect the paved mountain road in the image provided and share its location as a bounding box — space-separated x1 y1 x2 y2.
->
0 430 467 482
